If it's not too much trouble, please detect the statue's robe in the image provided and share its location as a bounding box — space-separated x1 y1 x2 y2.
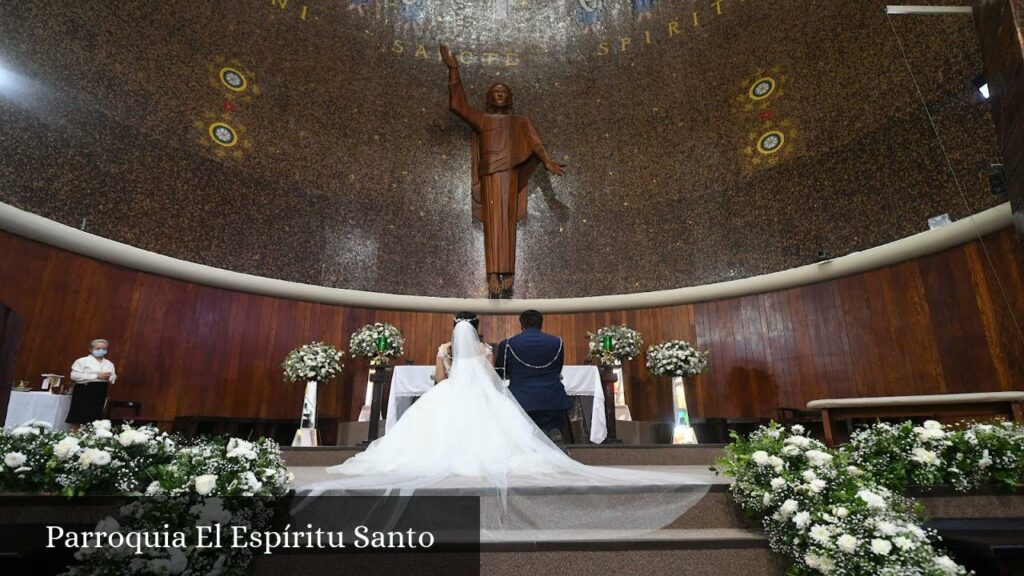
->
449 76 545 277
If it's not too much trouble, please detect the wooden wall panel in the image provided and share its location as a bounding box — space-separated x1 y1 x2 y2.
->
0 228 1022 436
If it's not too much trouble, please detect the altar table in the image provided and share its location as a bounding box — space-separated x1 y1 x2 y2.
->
4 390 72 432
386 365 608 444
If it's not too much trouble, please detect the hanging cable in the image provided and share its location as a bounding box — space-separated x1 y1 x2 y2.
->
886 13 1024 345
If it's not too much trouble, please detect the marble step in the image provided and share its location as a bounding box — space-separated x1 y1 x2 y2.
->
281 444 729 467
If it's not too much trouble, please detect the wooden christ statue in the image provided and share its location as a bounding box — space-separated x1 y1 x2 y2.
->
440 44 566 298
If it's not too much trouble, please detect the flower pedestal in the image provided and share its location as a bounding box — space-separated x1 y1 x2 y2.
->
599 365 623 444
362 363 391 445
671 376 697 445
292 380 320 447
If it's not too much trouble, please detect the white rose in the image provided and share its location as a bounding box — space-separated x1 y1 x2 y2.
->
770 477 787 490
242 471 263 492
923 420 942 431
979 450 992 469
768 456 785 472
893 536 916 550
834 506 849 518
145 481 164 495
118 429 149 447
782 445 801 457
870 538 892 555
94 429 114 439
93 420 112 431
167 547 187 574
802 470 817 482
857 489 886 510
792 511 811 529
79 448 111 467
911 448 938 465
846 466 864 477
934 555 960 574
784 436 811 449
53 437 81 460
95 516 120 534
809 479 827 493
751 451 770 466
11 426 38 436
226 438 257 460
195 474 218 496
4 452 27 468
908 524 927 540
836 534 858 553
875 521 899 536
804 450 834 467
192 498 233 526
779 499 799 518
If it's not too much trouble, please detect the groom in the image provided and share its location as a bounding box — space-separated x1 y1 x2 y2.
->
495 310 570 449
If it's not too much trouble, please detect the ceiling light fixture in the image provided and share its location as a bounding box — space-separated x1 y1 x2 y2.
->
885 5 973 15
972 74 990 99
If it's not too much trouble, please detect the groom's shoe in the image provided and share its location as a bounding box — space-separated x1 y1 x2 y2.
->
547 429 568 453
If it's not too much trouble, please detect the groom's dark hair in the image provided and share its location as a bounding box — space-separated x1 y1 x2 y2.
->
454 311 480 330
520 309 543 329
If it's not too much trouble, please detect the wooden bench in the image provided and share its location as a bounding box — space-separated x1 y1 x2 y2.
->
807 391 1024 446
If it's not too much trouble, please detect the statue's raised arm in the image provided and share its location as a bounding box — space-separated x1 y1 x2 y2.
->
441 44 483 130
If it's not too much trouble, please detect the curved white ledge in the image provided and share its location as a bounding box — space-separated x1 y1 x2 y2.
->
0 201 1013 313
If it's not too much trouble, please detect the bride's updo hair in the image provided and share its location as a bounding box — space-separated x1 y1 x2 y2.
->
453 311 480 329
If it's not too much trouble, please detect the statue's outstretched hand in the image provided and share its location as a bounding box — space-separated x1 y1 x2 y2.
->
545 161 567 176
439 44 458 69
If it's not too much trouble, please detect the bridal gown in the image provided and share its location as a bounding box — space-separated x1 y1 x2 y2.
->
299 321 709 533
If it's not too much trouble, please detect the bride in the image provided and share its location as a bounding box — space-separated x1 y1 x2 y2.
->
299 314 709 534
326 314 588 479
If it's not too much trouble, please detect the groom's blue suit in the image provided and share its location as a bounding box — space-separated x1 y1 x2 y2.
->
495 328 570 432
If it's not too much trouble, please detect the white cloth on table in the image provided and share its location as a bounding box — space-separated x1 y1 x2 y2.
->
4 391 72 432
387 364 607 443
71 355 117 384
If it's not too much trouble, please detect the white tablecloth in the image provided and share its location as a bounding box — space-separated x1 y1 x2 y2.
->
386 365 607 443
4 391 72 432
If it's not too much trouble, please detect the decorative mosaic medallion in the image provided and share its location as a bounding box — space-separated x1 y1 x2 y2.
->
220 67 247 92
757 130 785 154
208 122 238 147
748 77 776 100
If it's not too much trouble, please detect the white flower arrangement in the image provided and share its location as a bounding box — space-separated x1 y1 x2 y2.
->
586 325 642 366
0 421 290 498
715 422 982 576
349 322 405 365
0 422 293 575
281 341 344 383
645 339 709 377
847 420 1024 492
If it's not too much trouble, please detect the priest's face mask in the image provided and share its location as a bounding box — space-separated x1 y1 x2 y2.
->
486 84 512 111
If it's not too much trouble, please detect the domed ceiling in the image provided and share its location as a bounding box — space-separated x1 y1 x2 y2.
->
0 0 1002 298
